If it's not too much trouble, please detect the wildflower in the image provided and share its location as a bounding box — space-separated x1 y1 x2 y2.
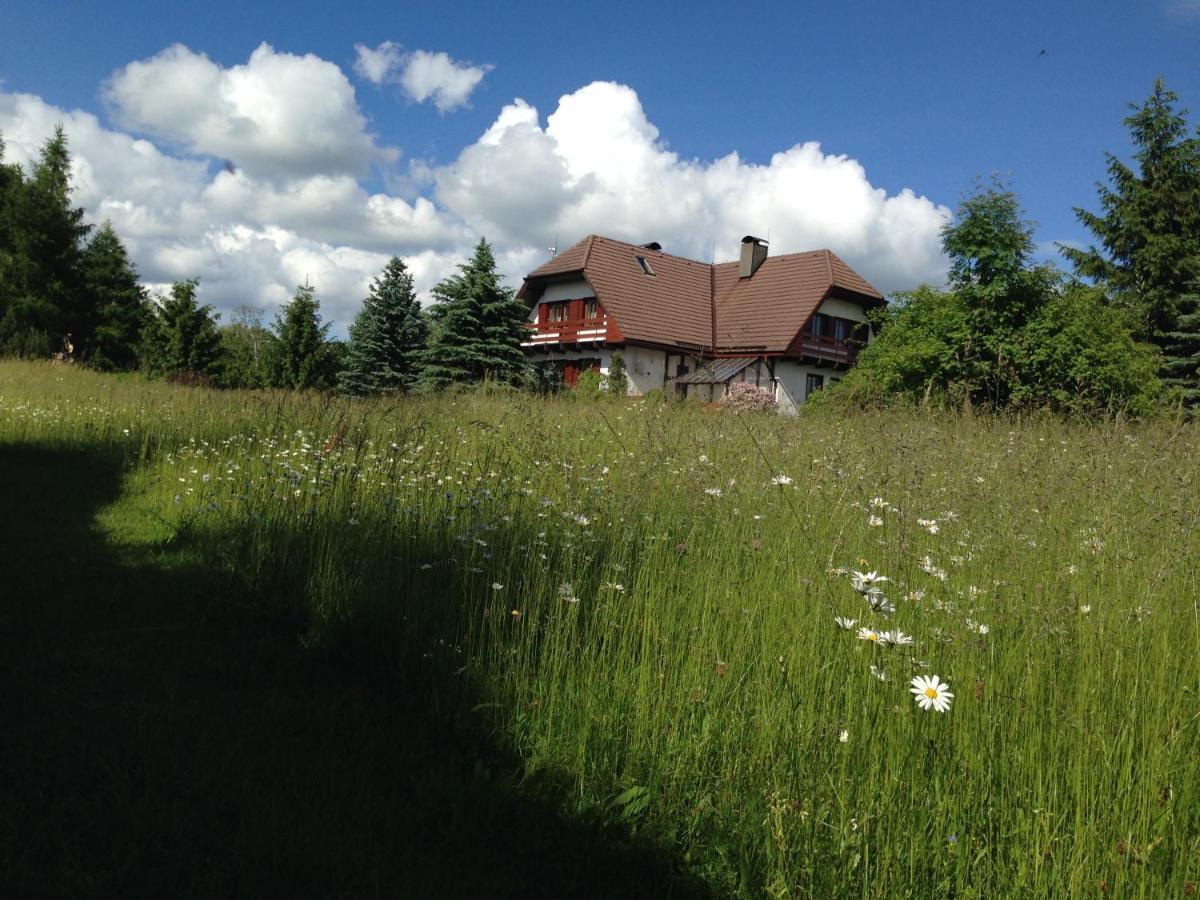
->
868 514 884 528
603 581 625 592
869 496 890 509
850 570 889 593
1079 604 1092 614
704 487 722 498
491 583 504 591
867 593 896 616
559 583 581 604
965 619 989 635
834 616 857 630
574 514 590 526
880 630 914 647
910 675 954 712
838 729 849 744
771 474 793 486
917 518 939 534
870 664 887 682
857 626 881 643
919 556 947 581
511 609 522 620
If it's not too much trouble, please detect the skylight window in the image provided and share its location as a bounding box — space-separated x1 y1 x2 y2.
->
636 255 656 276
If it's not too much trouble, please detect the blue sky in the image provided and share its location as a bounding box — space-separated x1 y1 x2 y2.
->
2 0 1198 330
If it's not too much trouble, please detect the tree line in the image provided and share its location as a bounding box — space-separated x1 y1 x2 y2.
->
0 126 535 394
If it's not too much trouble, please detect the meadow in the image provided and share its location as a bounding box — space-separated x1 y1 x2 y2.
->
2 358 1198 897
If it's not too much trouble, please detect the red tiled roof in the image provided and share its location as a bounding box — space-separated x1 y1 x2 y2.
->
519 235 883 354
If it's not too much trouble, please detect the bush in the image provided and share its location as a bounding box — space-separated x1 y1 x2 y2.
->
574 369 602 397
606 352 629 396
720 381 776 412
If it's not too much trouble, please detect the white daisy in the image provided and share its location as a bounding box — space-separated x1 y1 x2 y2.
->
868 514 884 528
771 474 794 486
704 487 722 497
850 571 889 594
838 729 849 744
856 626 881 643
867 592 896 617
870 664 887 682
880 630 914 647
834 616 857 630
910 675 954 712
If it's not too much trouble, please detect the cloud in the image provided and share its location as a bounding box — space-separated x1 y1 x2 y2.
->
436 82 951 292
104 42 397 179
353 42 491 112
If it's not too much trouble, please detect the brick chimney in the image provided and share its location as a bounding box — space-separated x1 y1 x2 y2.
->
739 235 768 278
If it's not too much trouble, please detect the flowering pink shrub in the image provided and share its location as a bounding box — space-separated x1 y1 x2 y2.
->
720 381 777 412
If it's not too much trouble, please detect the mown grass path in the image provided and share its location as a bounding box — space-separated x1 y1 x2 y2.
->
0 443 705 898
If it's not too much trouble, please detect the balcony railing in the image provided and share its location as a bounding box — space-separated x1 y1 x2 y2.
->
796 334 859 364
522 318 610 347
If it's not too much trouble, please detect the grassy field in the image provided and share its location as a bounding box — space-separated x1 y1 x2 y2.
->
2 359 1198 897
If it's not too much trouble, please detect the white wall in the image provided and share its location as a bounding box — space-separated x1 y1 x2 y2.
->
773 360 841 415
816 296 869 322
527 278 595 321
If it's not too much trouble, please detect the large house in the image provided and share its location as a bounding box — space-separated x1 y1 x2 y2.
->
517 234 884 412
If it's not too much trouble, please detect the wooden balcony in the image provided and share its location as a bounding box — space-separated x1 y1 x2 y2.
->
522 317 611 347
795 334 859 365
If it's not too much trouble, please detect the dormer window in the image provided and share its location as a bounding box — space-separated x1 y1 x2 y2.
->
547 301 567 323
636 255 656 276
584 298 599 319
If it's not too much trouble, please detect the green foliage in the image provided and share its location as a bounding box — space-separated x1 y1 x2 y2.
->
573 368 602 397
1159 286 1200 407
81 222 150 371
142 279 223 379
1062 80 1200 335
270 282 333 390
528 360 564 394
421 239 530 388
841 181 1163 415
606 351 629 396
0 126 91 357
339 256 427 396
215 306 274 389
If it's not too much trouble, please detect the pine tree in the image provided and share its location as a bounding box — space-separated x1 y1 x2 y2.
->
0 125 91 357
339 256 427 395
143 279 223 379
270 281 332 390
1061 78 1200 347
81 222 149 370
1160 286 1200 407
421 239 529 387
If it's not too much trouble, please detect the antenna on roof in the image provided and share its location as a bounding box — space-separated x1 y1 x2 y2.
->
548 232 558 258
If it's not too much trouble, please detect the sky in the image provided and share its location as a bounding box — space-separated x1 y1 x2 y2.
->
1 0 1198 334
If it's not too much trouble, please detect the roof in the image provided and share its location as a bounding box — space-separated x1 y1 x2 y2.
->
519 235 883 354
673 357 756 385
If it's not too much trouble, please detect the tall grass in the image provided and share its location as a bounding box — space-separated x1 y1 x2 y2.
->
3 359 1198 896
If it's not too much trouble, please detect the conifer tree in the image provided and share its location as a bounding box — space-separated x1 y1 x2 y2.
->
0 125 90 356
270 281 332 389
142 279 222 379
1160 286 1200 407
1061 78 1200 354
421 238 529 387
339 256 427 395
81 222 149 370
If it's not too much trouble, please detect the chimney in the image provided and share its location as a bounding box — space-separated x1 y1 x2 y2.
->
739 235 768 278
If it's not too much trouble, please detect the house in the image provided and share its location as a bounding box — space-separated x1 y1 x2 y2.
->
517 235 884 412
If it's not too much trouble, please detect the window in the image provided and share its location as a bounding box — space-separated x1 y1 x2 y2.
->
808 313 826 337
636 255 656 276
806 373 825 397
584 298 600 320
547 302 567 323
834 318 850 343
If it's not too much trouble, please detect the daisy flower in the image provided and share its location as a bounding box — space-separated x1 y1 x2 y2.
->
771 474 793 486
834 616 857 630
880 630 914 647
868 514 884 528
870 664 887 682
857 626 881 643
910 675 954 712
850 571 889 594
867 593 896 617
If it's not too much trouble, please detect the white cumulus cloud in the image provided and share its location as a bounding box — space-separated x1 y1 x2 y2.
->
104 42 397 179
436 81 951 292
354 42 491 112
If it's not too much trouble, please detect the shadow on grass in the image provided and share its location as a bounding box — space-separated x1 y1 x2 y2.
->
0 444 709 898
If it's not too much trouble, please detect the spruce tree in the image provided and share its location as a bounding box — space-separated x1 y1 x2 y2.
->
0 125 91 357
339 256 427 395
143 279 223 379
421 239 529 387
271 281 332 389
1160 286 1200 407
81 222 150 370
1061 78 1200 348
